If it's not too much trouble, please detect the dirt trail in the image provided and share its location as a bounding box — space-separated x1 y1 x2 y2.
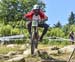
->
0 44 75 62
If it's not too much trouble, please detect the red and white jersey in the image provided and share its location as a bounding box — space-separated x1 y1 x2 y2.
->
24 10 48 21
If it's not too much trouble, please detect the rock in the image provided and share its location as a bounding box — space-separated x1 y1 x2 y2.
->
58 45 75 53
20 44 26 50
6 51 17 56
19 44 30 52
16 51 23 54
0 54 10 60
6 44 17 48
15 55 24 57
3 51 17 60
51 47 59 50
23 49 31 57
25 43 30 48
48 50 58 55
0 54 4 59
6 56 25 62
38 47 58 55
3 55 10 59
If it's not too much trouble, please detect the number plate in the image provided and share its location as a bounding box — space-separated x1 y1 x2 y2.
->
32 21 38 26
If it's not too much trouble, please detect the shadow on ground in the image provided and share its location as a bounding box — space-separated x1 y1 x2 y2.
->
38 50 67 62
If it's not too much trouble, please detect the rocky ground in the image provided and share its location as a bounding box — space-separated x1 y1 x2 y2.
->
0 44 75 62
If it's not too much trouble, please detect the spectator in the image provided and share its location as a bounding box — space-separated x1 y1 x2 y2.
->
69 31 75 44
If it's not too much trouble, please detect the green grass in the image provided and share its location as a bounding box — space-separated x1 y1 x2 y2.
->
0 45 22 54
41 40 72 47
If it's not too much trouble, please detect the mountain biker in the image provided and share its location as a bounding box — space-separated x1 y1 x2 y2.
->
24 4 49 41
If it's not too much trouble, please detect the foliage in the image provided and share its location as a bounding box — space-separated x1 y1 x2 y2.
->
0 0 46 23
11 28 20 35
42 39 49 44
68 11 75 25
53 21 62 28
49 28 65 37
62 24 70 37
0 0 37 23
8 20 26 29
69 25 75 32
0 25 12 36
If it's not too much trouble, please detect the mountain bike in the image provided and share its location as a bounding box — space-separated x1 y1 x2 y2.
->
31 20 39 55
